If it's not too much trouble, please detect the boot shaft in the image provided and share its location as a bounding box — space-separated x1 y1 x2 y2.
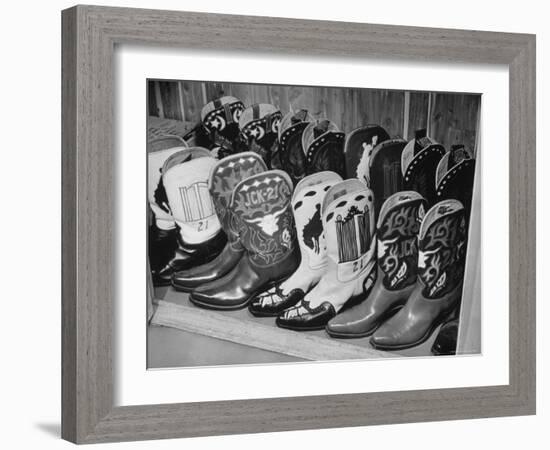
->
344 124 390 185
162 147 221 244
322 179 376 283
402 129 446 206
201 96 245 143
147 144 189 229
230 170 297 267
278 109 314 185
418 199 467 299
377 191 427 291
292 171 343 270
208 152 267 243
302 119 346 178
368 138 407 218
239 103 282 166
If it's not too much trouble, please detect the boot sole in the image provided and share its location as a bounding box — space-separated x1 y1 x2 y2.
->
188 280 280 312
325 305 403 339
276 322 327 332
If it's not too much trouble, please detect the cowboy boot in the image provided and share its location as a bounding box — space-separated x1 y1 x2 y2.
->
155 147 226 285
371 199 467 350
239 103 282 167
147 140 189 286
201 96 245 158
277 109 315 185
344 124 390 185
401 129 446 206
171 152 267 291
326 191 427 338
431 306 461 355
276 179 377 331
189 170 300 310
302 119 346 178
368 138 407 218
435 144 476 223
248 171 343 317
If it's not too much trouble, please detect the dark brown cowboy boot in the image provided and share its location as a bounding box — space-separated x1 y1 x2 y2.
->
189 170 300 310
371 199 467 350
326 191 427 338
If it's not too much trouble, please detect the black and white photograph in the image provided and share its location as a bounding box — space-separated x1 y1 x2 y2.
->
146 80 481 368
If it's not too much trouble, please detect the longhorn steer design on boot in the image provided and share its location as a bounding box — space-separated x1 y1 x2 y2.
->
244 208 286 236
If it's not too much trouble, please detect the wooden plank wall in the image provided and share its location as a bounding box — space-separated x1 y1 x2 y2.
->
148 80 480 153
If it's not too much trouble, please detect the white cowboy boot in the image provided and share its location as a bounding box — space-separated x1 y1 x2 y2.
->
277 179 376 330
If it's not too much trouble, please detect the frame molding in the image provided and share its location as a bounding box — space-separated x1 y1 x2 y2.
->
62 5 536 443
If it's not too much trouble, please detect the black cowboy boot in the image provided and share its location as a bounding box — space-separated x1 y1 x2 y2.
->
248 171 343 317
344 124 390 185
200 95 245 158
171 152 267 291
402 129 446 207
277 109 315 185
147 137 189 286
189 170 300 310
371 199 467 350
276 179 377 331
368 138 407 218
435 144 476 222
302 119 346 178
239 103 282 168
154 147 226 285
326 191 427 338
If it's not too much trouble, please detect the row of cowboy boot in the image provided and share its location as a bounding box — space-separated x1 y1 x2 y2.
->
172 152 301 310
326 194 467 350
277 179 377 330
172 152 267 291
326 191 427 338
371 199 467 350
278 110 347 185
248 171 343 316
147 145 227 286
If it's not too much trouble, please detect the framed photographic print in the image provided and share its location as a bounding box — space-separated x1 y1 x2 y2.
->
62 5 536 444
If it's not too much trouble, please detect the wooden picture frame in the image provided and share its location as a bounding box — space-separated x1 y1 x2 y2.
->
62 5 536 443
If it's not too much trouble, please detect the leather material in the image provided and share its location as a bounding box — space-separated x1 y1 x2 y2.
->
148 224 178 286
171 153 267 291
162 147 221 244
239 104 282 167
153 231 227 286
278 109 315 185
189 170 300 310
249 171 342 316
401 129 446 206
200 96 245 157
431 317 459 355
371 199 467 350
302 119 346 178
276 301 336 331
435 144 476 222
344 124 390 184
327 191 427 338
278 179 377 330
369 138 407 218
